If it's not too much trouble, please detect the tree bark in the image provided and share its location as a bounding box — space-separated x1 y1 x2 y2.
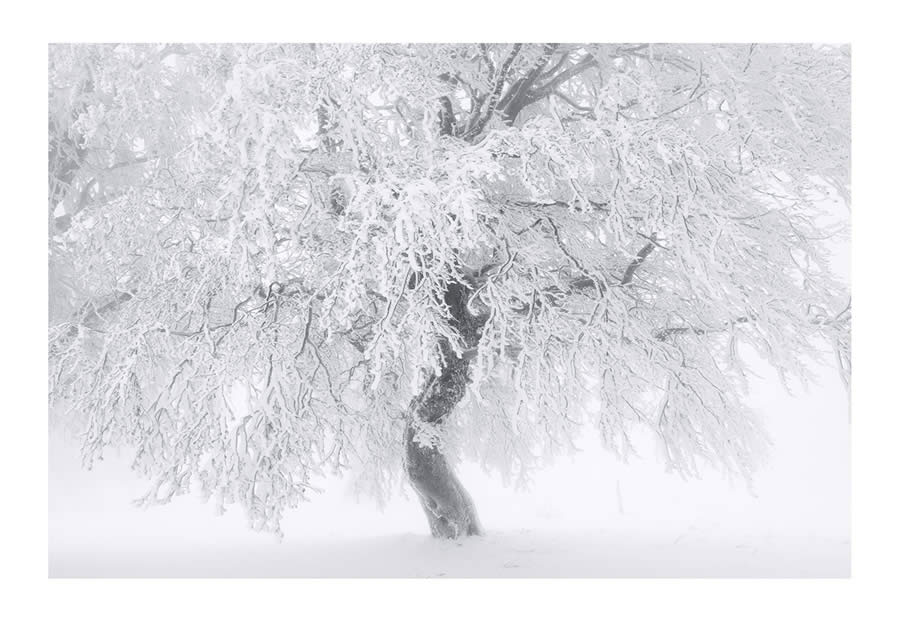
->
405 419 482 538
404 280 484 538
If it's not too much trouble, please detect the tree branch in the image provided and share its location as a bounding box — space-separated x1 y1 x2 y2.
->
620 237 656 285
438 96 457 137
495 44 561 125
464 43 522 139
533 54 597 97
653 317 751 341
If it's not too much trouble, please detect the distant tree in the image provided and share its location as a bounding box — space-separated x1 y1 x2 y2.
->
49 43 850 538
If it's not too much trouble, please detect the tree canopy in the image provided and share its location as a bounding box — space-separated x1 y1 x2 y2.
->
49 43 850 535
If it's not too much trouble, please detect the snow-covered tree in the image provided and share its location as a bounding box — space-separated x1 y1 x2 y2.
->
49 43 850 538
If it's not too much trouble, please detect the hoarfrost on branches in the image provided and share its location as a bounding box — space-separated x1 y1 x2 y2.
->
48 43 850 535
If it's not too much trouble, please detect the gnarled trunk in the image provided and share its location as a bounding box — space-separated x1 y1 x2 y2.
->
404 280 484 538
405 421 482 538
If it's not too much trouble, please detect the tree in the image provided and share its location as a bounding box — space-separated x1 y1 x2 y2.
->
48 43 850 538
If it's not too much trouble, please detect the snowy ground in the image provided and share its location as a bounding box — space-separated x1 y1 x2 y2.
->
49 527 847 579
49 356 849 578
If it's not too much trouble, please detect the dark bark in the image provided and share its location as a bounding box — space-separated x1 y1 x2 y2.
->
405 419 482 538
404 279 485 538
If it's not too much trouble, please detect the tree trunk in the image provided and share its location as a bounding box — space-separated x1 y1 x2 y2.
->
404 280 484 538
405 420 482 538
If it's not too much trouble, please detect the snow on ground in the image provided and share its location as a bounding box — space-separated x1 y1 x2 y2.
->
50 528 847 579
49 357 849 578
